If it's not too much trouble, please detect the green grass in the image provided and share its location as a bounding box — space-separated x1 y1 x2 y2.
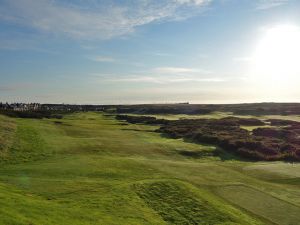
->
0 115 16 158
0 112 299 224
244 162 300 178
215 185 300 225
134 180 233 225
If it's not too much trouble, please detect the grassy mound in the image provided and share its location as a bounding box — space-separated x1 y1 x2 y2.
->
135 181 232 225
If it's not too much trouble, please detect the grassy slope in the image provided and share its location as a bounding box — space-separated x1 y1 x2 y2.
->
0 115 16 159
0 112 299 224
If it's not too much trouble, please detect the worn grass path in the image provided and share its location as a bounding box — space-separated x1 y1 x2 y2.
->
0 112 299 224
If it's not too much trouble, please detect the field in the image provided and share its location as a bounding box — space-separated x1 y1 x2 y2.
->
0 112 300 224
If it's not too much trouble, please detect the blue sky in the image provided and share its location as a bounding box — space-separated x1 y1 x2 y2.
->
1 0 300 104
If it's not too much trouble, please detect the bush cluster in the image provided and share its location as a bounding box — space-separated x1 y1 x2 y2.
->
116 115 300 161
158 118 300 161
0 110 65 119
114 103 300 116
115 115 169 125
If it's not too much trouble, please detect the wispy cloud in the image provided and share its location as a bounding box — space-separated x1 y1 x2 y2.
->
0 83 37 92
88 56 116 63
256 0 289 10
91 70 224 84
233 57 253 62
101 75 224 84
87 56 147 67
90 65 217 84
153 67 212 74
152 52 174 57
175 0 212 5
0 0 212 40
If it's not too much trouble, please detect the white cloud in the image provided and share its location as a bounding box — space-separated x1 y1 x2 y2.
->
102 75 224 84
154 67 198 74
109 76 164 84
233 57 253 62
171 77 224 82
256 0 289 10
175 0 212 6
154 67 212 74
89 56 116 63
0 0 212 40
91 68 223 84
152 52 174 57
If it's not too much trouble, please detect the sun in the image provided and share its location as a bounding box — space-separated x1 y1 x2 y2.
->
252 25 300 84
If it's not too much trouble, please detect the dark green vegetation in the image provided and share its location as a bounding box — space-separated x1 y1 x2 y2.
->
0 112 300 224
0 109 67 119
114 103 300 116
117 115 300 161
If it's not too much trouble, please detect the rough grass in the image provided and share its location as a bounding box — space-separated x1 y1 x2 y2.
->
0 112 299 224
134 180 233 225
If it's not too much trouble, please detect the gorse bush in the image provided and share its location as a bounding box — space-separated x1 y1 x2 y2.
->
117 115 300 161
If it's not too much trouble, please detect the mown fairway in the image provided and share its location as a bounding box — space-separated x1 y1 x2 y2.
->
0 113 300 224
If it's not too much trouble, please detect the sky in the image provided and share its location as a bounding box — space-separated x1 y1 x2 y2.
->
1 0 300 104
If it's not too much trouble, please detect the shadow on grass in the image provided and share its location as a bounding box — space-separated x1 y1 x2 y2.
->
269 177 300 186
121 128 155 133
115 119 252 162
158 133 253 162
177 149 214 158
53 121 72 126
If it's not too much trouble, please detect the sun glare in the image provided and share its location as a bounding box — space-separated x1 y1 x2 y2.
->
252 25 300 83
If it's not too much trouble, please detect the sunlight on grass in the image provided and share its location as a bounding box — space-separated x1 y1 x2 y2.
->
0 112 299 224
